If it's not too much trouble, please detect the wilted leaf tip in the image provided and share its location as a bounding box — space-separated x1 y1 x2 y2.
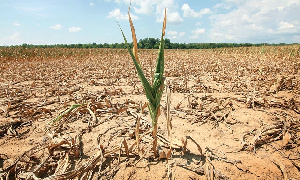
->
128 5 139 65
162 8 167 37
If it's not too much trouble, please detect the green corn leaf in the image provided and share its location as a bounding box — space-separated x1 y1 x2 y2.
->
119 7 166 129
154 37 165 76
118 24 155 104
51 104 83 125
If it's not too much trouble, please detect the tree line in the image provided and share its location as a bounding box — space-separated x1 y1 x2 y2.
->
2 38 295 49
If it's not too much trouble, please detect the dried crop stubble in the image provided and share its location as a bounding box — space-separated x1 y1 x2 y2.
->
0 44 299 179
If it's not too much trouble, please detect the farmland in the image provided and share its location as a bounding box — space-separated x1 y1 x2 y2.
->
0 45 299 179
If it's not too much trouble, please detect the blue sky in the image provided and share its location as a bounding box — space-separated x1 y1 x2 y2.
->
0 0 299 46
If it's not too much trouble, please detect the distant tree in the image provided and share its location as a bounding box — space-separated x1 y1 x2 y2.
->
164 38 170 49
103 43 109 48
4 40 295 49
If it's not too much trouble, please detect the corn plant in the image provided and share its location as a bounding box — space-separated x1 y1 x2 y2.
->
119 7 166 156
50 104 83 125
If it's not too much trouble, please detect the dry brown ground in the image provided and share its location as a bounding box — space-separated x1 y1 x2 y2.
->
0 47 299 179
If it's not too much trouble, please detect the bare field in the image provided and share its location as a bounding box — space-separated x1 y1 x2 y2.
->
0 46 299 179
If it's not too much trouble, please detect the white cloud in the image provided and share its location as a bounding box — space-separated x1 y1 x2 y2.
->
182 4 212 18
107 0 183 24
167 30 185 39
13 22 21 26
213 3 232 10
190 28 205 39
179 32 185 37
209 0 300 43
167 31 177 36
277 21 298 33
108 8 139 20
195 22 201 26
156 9 183 24
9 32 21 40
69 27 82 32
155 0 183 24
211 32 237 41
166 11 183 24
278 21 295 29
50 24 63 30
0 32 22 46
134 0 154 14
89 2 94 6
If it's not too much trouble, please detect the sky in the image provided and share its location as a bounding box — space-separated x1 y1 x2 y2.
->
0 0 299 46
